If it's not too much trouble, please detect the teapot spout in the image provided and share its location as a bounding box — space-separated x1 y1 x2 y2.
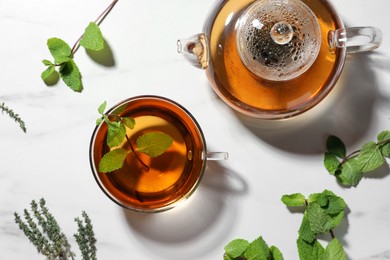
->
177 33 209 69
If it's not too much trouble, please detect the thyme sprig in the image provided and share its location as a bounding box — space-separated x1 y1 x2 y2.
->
14 198 97 260
0 102 26 133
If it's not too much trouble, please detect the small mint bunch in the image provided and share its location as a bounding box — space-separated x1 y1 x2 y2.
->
324 131 390 186
96 101 173 173
41 22 104 92
224 236 283 260
282 190 347 260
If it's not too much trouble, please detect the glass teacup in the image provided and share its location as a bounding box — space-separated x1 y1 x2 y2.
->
89 96 228 213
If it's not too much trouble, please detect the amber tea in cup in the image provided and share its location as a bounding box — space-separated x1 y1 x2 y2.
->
89 96 227 213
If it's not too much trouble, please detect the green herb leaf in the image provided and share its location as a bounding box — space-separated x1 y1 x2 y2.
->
224 239 249 258
298 213 317 243
306 203 333 234
297 238 325 260
325 238 346 260
324 153 341 175
99 148 128 173
96 118 103 125
98 101 107 115
337 159 363 186
269 246 284 260
281 193 306 207
377 131 390 157
47 38 72 64
106 121 126 148
42 59 54 66
122 117 136 129
80 22 105 51
59 60 82 92
136 132 173 157
326 135 346 158
244 236 270 260
357 142 385 172
41 65 56 81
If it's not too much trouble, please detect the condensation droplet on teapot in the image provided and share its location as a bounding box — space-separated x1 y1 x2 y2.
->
236 0 321 81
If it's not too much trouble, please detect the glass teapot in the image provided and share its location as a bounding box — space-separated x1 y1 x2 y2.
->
178 0 382 119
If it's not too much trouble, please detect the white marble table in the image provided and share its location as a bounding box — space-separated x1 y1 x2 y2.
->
1 0 389 259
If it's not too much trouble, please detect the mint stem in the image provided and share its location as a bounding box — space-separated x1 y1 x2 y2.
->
341 138 389 165
71 0 119 55
125 134 150 171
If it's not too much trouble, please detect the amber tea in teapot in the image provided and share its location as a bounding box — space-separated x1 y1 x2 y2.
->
178 0 382 119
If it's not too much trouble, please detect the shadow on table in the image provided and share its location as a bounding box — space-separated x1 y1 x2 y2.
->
122 161 248 259
234 53 385 155
86 38 116 67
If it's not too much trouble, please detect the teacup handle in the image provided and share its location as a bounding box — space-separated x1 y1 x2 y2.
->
203 151 229 161
329 27 383 53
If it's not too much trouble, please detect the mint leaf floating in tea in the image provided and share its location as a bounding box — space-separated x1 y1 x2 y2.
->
96 101 173 173
136 132 173 157
41 0 118 91
99 148 129 173
323 132 390 187
80 22 105 51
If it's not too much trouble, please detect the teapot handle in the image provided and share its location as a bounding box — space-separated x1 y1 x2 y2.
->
328 27 382 53
177 33 209 69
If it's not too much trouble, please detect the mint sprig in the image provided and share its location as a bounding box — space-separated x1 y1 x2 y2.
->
324 131 390 186
282 190 347 260
96 101 173 173
41 0 118 92
224 237 283 260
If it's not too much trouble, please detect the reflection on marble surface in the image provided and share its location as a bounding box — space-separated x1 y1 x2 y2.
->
1 0 390 259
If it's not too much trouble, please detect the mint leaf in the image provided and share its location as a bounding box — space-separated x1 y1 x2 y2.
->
357 142 385 172
307 203 333 234
224 239 249 258
329 211 344 229
324 153 341 175
325 196 347 215
98 101 107 115
42 59 54 66
136 132 173 157
96 118 103 125
106 121 126 148
377 131 390 157
60 60 82 92
269 246 284 260
297 238 325 260
337 159 363 186
325 239 346 260
298 213 317 243
80 22 105 51
326 135 346 158
244 237 270 260
47 38 72 64
41 65 56 81
122 117 136 130
99 148 128 173
281 193 306 207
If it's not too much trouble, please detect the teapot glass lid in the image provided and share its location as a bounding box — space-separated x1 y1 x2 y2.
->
236 0 321 81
